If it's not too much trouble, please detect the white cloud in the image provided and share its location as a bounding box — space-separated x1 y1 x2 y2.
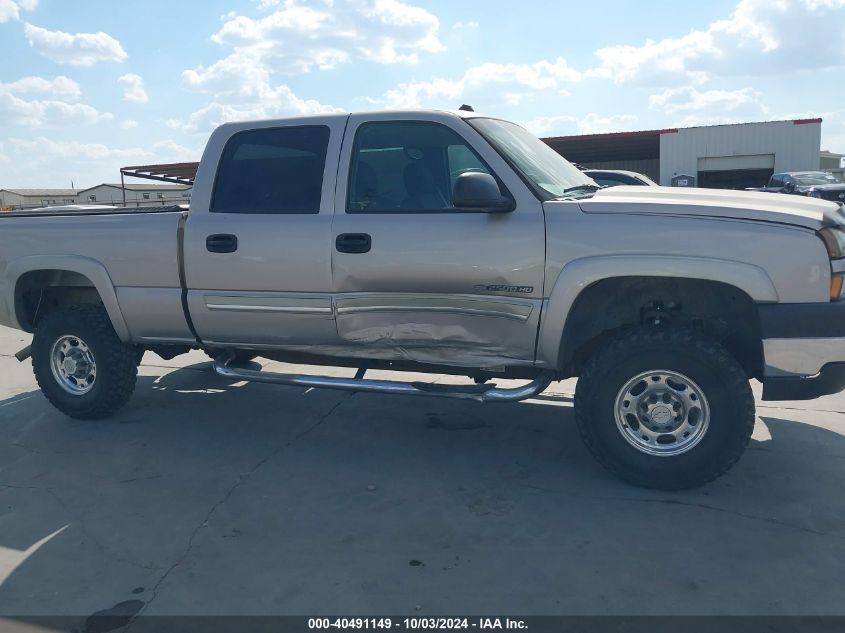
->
119 119 139 129
1 75 80 99
520 113 639 137
199 0 444 78
576 113 640 134
0 94 112 126
168 81 342 133
8 137 151 162
452 20 478 30
3 136 153 188
23 22 128 66
0 136 203 187
182 48 270 96
649 86 767 126
117 73 148 103
588 0 845 84
152 139 201 162
174 51 341 132
0 0 36 23
518 115 578 136
0 76 111 127
0 0 20 22
181 0 444 132
377 57 581 109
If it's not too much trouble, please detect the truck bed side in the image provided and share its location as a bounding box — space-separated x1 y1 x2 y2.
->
0 208 189 342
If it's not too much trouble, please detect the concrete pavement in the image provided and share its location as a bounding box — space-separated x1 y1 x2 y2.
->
1 324 844 619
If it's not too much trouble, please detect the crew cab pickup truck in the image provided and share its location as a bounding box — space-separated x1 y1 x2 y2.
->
3 109 845 490
749 171 845 203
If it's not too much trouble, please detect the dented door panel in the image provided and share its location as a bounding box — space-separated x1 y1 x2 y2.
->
330 112 546 366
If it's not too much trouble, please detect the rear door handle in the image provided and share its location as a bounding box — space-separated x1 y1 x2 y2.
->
336 233 371 254
206 234 238 253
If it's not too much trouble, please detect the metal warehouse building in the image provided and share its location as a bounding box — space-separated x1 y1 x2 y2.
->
76 183 192 206
542 118 823 189
0 189 79 209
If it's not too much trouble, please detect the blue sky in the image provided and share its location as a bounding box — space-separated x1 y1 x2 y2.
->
1 0 844 187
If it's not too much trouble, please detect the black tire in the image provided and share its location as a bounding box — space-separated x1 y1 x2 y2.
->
574 327 754 490
32 304 138 420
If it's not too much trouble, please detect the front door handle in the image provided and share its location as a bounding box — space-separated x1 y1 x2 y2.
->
206 234 238 253
336 233 371 254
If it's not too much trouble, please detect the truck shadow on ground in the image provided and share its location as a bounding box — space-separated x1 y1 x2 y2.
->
1 361 845 616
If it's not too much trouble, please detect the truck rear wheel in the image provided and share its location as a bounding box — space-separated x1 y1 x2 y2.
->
574 327 754 490
32 304 138 420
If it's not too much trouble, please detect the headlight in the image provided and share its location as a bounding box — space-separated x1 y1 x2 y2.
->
818 227 845 258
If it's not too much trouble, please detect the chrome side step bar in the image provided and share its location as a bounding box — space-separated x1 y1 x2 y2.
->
213 355 553 403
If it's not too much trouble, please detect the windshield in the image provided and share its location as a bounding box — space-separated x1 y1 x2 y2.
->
468 118 596 199
793 172 841 185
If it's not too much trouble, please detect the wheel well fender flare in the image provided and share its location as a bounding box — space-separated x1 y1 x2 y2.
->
537 255 778 369
6 255 131 341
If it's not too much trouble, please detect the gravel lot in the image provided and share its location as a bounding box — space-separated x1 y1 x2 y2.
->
1 324 844 619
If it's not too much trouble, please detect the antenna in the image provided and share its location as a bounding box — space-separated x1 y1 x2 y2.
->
458 104 474 112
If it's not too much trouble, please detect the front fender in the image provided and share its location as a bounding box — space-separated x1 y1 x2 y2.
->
4 255 131 341
536 254 779 369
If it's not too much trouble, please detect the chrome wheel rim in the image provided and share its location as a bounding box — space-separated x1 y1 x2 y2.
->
50 335 97 395
614 369 710 457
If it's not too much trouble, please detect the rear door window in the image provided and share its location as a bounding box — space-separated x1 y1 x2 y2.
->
212 126 330 214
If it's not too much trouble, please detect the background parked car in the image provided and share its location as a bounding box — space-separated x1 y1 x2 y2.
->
748 171 845 203
582 169 657 187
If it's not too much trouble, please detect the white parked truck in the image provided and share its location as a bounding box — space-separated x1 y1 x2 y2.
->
2 109 845 490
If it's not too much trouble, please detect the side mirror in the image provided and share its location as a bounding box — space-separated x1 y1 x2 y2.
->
453 172 514 212
783 181 796 193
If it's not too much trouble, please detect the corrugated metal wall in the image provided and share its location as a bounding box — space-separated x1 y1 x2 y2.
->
659 120 821 186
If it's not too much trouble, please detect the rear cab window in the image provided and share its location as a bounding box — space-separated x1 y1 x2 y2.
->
212 126 330 214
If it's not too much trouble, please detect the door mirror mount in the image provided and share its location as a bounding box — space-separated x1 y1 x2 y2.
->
452 172 514 213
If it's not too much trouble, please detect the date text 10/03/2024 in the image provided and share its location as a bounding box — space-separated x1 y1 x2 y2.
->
308 618 528 630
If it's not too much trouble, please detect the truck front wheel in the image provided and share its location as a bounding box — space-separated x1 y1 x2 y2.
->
32 304 138 420
574 327 754 490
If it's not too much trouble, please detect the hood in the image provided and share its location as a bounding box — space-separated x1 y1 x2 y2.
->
577 185 843 230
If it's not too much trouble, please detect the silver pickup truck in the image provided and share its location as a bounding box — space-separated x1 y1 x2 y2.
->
2 109 845 490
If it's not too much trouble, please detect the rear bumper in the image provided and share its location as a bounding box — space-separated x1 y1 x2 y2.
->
760 302 845 400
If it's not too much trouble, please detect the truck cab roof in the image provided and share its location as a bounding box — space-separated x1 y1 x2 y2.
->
210 108 492 133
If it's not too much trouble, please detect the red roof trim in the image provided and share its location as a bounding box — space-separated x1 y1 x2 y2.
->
542 118 824 143
542 128 677 143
